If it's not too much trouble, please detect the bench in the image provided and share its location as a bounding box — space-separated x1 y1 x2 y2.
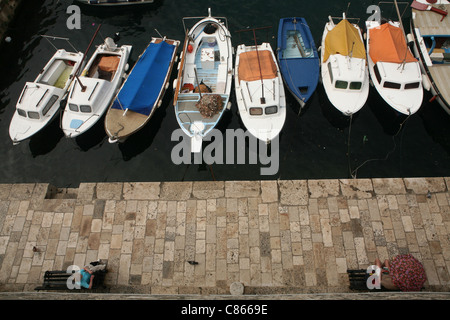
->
34 269 107 291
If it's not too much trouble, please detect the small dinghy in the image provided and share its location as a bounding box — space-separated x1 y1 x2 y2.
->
105 37 180 143
61 37 132 138
9 38 84 145
277 17 320 108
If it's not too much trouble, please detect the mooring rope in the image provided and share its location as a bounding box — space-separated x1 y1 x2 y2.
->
348 110 412 179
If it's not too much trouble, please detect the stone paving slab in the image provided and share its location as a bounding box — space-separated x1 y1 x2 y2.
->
0 178 449 295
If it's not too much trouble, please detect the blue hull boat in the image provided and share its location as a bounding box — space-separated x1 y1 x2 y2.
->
104 38 180 143
277 17 320 108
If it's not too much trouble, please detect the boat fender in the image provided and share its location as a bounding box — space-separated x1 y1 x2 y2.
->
174 55 178 62
188 44 193 53
226 101 232 110
165 82 170 90
422 76 431 91
173 79 177 91
177 61 181 70
157 100 162 108
406 33 414 45
124 63 129 72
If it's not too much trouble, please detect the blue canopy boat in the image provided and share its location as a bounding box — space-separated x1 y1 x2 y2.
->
104 38 180 143
277 17 320 108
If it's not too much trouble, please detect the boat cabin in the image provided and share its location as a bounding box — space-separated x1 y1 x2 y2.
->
67 53 120 114
325 54 366 92
238 47 281 117
371 61 422 91
16 57 76 120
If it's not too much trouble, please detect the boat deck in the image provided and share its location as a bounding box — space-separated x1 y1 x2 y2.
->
412 6 450 36
428 64 450 104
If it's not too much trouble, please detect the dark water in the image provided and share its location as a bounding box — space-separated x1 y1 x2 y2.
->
0 0 449 187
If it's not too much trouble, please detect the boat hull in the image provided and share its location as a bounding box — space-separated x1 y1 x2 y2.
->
410 4 450 115
9 49 84 144
234 43 286 143
366 21 423 115
105 38 180 143
61 39 132 138
320 17 369 116
174 10 233 153
277 17 320 108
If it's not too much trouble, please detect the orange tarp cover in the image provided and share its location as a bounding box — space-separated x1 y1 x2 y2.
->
98 56 120 73
323 19 366 62
239 50 277 82
369 23 417 64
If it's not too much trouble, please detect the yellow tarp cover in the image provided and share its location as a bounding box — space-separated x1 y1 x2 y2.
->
369 23 417 65
323 19 366 62
238 50 277 82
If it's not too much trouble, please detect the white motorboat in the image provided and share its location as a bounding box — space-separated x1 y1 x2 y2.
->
61 37 131 138
234 41 286 143
366 20 423 115
9 48 84 145
410 0 450 115
320 14 370 116
173 8 233 153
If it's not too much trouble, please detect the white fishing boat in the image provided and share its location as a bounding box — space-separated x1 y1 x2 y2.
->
61 37 131 138
234 39 286 143
76 0 154 6
173 8 233 153
410 0 450 115
9 45 84 145
366 19 423 115
320 14 370 116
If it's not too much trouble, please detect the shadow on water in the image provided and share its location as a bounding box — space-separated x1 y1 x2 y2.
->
317 83 354 129
29 115 64 157
74 115 108 152
367 88 411 136
419 99 450 156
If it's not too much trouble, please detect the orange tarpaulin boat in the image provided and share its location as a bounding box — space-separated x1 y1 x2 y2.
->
323 19 366 63
369 23 417 65
238 50 278 82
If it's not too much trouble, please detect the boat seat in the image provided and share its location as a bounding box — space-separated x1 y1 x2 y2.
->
39 59 67 86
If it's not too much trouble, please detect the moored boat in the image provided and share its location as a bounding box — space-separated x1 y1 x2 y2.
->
61 37 132 138
76 0 154 6
277 17 320 108
9 45 84 145
173 8 233 153
235 30 286 143
410 0 450 115
105 37 180 143
320 14 370 116
366 19 423 115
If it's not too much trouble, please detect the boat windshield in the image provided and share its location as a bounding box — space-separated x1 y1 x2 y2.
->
27 111 40 119
265 106 278 114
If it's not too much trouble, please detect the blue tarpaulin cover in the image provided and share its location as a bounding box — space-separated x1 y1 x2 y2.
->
112 40 175 116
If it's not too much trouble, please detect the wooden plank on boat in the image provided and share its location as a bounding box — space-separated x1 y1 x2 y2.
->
429 65 450 105
413 5 450 35
105 108 148 138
